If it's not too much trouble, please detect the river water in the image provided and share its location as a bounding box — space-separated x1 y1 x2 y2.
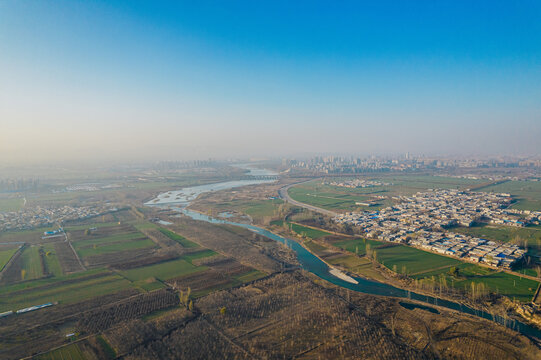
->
145 167 541 341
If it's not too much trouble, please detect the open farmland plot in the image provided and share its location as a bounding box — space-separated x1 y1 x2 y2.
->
41 243 63 276
20 245 44 280
54 241 84 273
478 180 541 202
0 246 19 272
375 244 462 275
289 222 332 239
120 258 206 282
0 269 135 312
37 343 86 360
333 238 384 255
158 228 199 248
71 226 156 261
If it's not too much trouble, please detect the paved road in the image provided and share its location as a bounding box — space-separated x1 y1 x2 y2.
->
278 181 338 217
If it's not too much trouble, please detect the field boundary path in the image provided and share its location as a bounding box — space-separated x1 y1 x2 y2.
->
279 181 338 217
64 230 86 271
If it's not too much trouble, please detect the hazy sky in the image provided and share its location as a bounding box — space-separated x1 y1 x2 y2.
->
1 1 540 164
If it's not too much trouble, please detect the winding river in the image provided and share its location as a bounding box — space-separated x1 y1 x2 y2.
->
146 167 541 341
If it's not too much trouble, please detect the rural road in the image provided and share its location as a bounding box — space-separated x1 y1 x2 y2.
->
278 181 339 217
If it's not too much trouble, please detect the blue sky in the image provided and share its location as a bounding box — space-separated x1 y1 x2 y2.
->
1 1 540 163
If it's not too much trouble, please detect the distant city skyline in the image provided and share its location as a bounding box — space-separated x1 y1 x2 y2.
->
1 1 540 164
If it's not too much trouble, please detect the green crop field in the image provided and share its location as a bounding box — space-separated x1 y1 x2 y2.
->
304 240 328 255
65 222 121 231
182 249 217 263
334 238 385 255
235 269 267 283
159 228 199 248
478 180 541 200
76 238 155 258
120 258 206 282
0 271 133 312
452 224 541 244
38 343 86 360
21 245 44 280
73 232 145 247
41 243 63 276
289 223 331 239
375 244 462 275
0 246 18 272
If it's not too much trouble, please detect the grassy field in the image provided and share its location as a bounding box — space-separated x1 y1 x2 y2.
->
21 245 44 280
37 343 86 360
304 240 329 255
375 244 462 275
0 246 19 271
478 180 541 201
76 238 155 258
235 269 267 283
333 238 385 256
159 228 199 248
182 249 217 263
41 243 63 276
289 223 331 239
0 270 133 312
120 258 206 282
452 224 541 245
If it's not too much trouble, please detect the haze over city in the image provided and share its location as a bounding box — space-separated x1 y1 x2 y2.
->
1 0 541 164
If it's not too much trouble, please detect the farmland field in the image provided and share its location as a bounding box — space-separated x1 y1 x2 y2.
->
304 240 329 255
289 223 331 239
0 270 133 312
120 258 206 282
76 238 155 258
0 246 19 271
374 244 462 275
159 228 199 248
20 245 44 280
37 343 86 360
41 243 63 276
333 238 385 256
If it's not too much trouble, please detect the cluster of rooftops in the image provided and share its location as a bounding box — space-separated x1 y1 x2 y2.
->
334 189 539 268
